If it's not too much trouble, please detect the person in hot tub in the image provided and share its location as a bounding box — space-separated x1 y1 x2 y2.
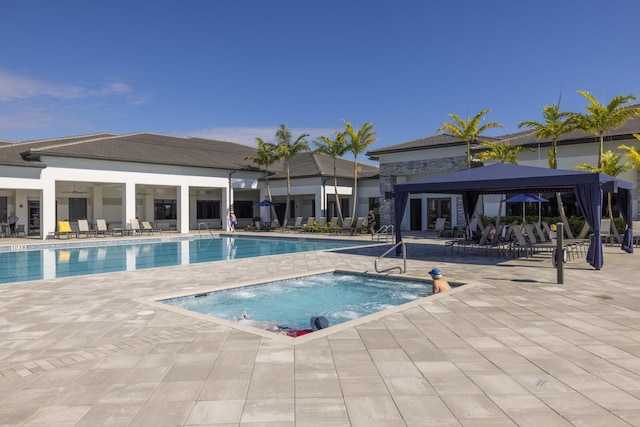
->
428 267 451 294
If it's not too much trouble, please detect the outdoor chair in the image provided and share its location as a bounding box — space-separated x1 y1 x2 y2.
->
141 221 162 234
299 217 315 233
95 219 112 237
327 217 340 233
55 221 77 239
77 219 97 238
315 217 327 232
14 224 26 237
338 217 353 235
129 218 146 235
424 217 446 238
285 216 303 232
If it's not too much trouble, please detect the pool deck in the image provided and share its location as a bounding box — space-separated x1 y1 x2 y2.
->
1 231 640 426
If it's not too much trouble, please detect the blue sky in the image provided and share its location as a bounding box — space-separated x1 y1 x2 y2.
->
1 1 639 154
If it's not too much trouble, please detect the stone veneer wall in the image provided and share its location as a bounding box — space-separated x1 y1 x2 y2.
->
378 156 467 229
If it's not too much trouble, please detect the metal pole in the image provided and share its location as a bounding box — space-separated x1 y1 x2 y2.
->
556 222 564 284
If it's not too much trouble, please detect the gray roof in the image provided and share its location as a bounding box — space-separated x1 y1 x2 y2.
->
1 132 260 171
367 114 640 159
268 151 379 180
0 132 379 179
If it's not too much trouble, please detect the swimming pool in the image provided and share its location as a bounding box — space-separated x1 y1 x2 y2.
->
160 271 439 335
0 236 363 284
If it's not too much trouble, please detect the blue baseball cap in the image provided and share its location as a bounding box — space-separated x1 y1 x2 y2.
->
428 268 442 276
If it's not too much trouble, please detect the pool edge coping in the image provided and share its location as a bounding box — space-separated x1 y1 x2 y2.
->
137 269 481 345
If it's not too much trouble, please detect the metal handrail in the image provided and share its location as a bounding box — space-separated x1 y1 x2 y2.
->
198 222 215 237
373 224 395 243
374 240 406 274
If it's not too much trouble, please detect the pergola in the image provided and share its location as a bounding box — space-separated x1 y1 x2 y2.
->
394 163 634 270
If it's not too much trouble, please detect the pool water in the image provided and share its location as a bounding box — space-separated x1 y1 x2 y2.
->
0 236 361 284
161 272 436 333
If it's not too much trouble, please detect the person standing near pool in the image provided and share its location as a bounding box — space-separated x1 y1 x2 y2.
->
229 211 237 233
7 212 18 236
429 267 451 294
368 210 376 234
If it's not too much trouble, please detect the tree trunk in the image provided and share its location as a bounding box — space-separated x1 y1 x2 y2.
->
333 160 343 223
350 159 358 221
265 170 277 225
283 162 291 227
556 192 574 239
495 199 504 226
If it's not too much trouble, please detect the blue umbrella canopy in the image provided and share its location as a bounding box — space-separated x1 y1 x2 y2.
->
503 193 549 222
254 199 279 207
502 193 549 203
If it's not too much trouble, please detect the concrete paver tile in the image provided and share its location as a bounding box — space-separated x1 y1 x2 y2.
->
440 394 505 419
340 377 390 397
344 395 402 420
246 378 294 399
295 377 342 398
198 378 250 400
240 398 295 423
185 399 244 424
295 397 349 421
394 395 455 420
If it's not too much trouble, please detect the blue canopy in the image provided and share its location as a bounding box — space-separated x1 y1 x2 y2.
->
394 163 634 270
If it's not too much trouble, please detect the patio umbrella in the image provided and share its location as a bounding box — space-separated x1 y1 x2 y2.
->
254 199 279 207
503 193 549 222
254 199 279 226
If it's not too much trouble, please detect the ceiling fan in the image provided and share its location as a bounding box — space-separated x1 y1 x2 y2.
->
62 183 89 194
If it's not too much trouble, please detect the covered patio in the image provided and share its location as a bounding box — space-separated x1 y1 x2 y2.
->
394 163 634 270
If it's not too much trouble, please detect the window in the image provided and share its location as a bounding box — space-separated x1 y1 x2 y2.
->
0 196 6 222
196 200 220 219
427 198 451 229
69 198 87 220
233 200 253 219
154 199 177 220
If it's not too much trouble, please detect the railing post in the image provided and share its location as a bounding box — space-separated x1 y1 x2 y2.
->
556 222 564 284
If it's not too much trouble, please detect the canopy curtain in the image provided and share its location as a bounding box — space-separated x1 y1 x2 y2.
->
394 191 410 253
462 191 480 236
618 187 634 253
574 183 603 270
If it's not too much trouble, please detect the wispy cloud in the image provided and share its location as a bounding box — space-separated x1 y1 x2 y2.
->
190 126 338 146
0 69 132 102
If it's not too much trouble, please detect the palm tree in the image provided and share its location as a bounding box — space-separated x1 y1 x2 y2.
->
245 138 279 221
314 130 349 223
574 91 640 169
437 109 503 169
618 133 640 167
519 101 579 237
475 140 533 225
475 139 533 164
573 150 632 240
273 124 310 227
343 120 377 222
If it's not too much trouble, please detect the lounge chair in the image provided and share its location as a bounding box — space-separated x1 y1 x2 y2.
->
425 217 446 238
56 221 77 239
327 217 340 233
315 217 327 232
338 217 353 235
129 218 145 235
95 219 112 237
285 216 303 233
352 217 367 234
141 221 161 234
299 217 315 233
77 219 97 238
444 223 493 255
